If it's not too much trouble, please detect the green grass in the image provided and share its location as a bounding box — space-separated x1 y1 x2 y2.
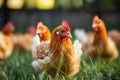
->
0 51 120 80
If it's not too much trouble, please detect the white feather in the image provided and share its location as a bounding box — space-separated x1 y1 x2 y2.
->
32 60 42 72
32 56 51 72
74 29 87 44
32 34 41 53
45 49 49 53
73 40 82 57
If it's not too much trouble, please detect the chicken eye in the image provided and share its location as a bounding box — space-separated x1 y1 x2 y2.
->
61 30 65 33
41 28 44 30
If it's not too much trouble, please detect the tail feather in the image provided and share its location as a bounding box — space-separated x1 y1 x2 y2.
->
73 40 82 57
68 40 82 77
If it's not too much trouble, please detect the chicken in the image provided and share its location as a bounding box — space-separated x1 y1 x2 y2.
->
32 22 51 54
36 22 51 42
13 26 36 52
108 30 120 48
74 29 94 50
13 22 51 52
74 29 88 45
32 20 82 78
0 22 14 60
26 26 36 36
85 16 118 61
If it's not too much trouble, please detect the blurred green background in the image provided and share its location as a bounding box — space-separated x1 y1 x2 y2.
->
0 0 120 32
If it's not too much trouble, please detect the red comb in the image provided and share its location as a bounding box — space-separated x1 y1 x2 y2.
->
93 15 99 23
6 22 13 28
62 20 70 32
37 22 43 29
5 22 14 31
36 22 43 33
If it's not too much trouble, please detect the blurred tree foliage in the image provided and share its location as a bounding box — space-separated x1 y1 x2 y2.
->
99 0 116 10
0 0 119 11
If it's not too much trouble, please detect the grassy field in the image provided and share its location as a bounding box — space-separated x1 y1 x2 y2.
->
0 51 120 80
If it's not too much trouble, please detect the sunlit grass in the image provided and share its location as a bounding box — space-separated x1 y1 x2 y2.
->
0 51 120 80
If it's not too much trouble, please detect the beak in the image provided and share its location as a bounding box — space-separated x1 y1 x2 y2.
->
66 32 72 38
36 29 41 34
92 23 97 28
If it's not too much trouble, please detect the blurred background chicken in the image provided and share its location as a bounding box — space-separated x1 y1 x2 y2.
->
108 30 120 48
13 26 36 52
74 29 94 50
0 22 14 60
83 16 118 61
74 29 88 45
31 20 82 78
26 26 36 36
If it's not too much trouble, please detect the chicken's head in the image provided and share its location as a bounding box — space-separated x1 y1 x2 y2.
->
26 26 36 35
2 22 14 33
54 20 72 42
92 15 105 32
36 22 49 38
